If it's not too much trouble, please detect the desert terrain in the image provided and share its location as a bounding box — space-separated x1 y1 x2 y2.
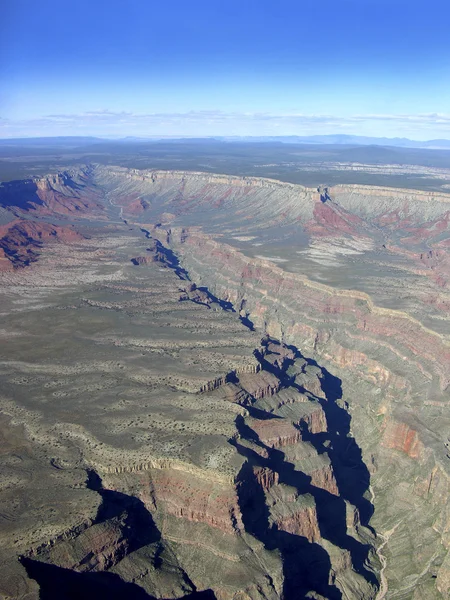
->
0 161 449 599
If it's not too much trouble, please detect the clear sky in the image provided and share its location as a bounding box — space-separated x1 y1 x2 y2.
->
1 0 449 139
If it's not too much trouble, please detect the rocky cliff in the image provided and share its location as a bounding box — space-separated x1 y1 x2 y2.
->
90 166 450 599
1 165 449 599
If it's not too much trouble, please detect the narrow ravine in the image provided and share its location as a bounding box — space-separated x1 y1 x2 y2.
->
132 222 381 599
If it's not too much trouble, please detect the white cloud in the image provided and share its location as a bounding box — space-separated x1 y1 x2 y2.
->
1 110 450 139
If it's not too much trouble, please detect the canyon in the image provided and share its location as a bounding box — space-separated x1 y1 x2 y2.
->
0 165 449 599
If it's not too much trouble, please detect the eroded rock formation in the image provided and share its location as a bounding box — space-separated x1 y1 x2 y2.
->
1 165 449 599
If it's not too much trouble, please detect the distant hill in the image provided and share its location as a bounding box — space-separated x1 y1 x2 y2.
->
1 134 450 150
220 134 450 149
0 136 105 146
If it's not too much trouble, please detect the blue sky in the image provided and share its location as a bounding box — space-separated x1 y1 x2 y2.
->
1 0 449 139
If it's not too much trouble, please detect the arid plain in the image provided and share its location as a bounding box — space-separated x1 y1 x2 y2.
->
1 159 450 600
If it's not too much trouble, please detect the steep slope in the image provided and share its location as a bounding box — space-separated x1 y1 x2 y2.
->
89 166 450 599
0 216 377 600
1 165 450 599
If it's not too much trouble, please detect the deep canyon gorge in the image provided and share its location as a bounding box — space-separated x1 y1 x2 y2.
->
0 165 450 600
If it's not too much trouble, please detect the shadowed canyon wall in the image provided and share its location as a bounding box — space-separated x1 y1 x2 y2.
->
1 166 450 599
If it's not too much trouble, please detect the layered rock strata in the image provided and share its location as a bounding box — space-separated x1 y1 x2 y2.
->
1 165 450 599
0 216 377 599
87 166 450 599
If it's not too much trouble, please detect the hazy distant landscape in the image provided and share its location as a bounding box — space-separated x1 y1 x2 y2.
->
1 136 450 191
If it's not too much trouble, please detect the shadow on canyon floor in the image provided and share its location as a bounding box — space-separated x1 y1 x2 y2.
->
296 354 375 530
22 471 216 600
21 559 160 600
259 339 374 529
21 559 216 600
236 459 342 600
233 338 377 599
140 228 190 280
86 468 161 540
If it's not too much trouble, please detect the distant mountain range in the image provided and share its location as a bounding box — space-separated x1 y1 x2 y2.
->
1 134 450 150
219 134 450 149
0 136 106 146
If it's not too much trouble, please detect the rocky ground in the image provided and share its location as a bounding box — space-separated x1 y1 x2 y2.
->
0 165 449 599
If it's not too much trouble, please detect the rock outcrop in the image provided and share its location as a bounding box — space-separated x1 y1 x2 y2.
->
0 219 83 269
1 164 450 599
89 165 450 598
